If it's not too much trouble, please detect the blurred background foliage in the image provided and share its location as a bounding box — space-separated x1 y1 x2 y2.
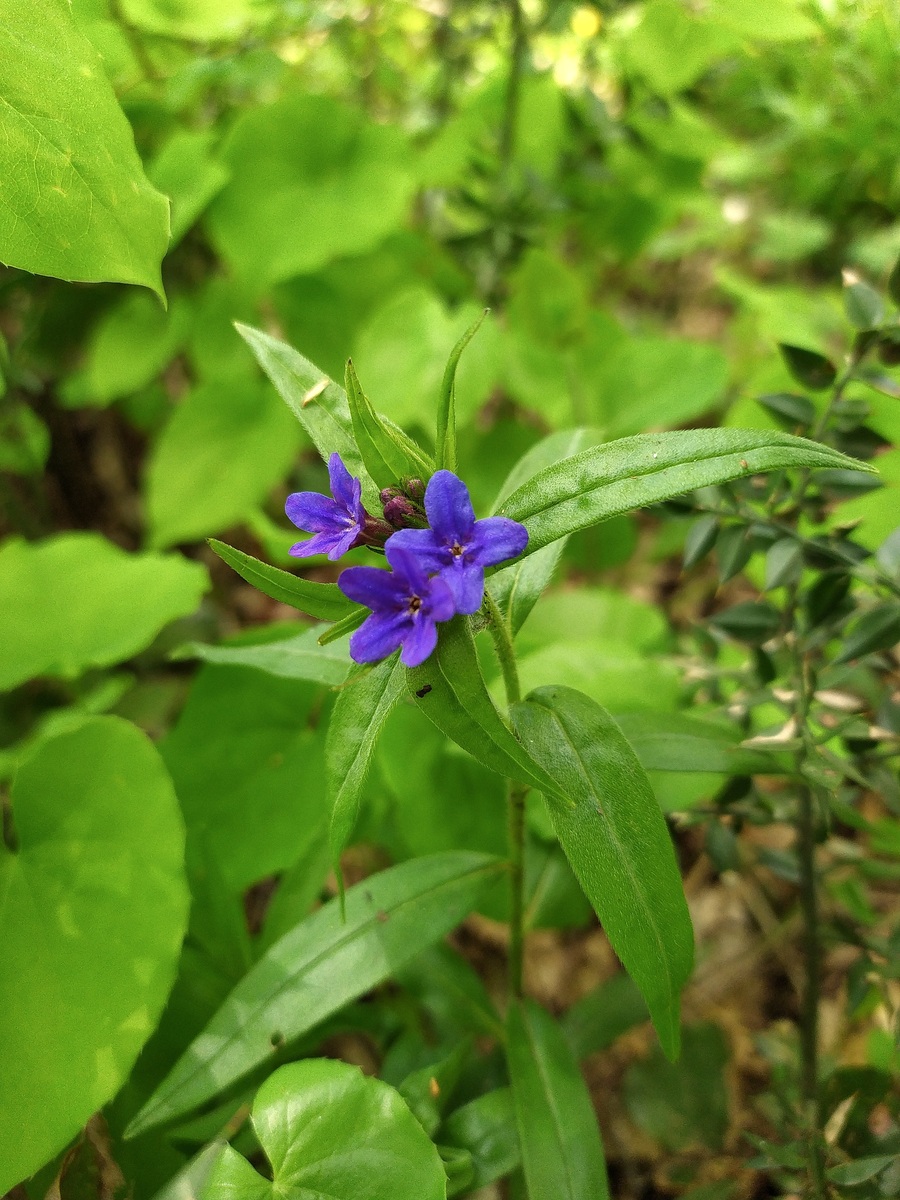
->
2 1 899 1198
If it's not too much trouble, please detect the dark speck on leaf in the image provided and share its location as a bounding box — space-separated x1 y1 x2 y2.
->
376 910 389 923
270 1031 284 1049
416 684 432 698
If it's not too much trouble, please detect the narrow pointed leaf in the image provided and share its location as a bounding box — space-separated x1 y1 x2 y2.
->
497 430 874 556
209 539 357 622
489 429 596 633
507 999 610 1200
345 359 432 487
511 686 693 1058
436 310 487 471
127 852 503 1136
614 711 787 775
328 655 406 861
181 626 351 685
406 617 564 798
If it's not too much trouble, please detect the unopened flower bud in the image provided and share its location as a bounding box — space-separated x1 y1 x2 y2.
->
403 477 426 503
384 496 423 529
380 485 404 507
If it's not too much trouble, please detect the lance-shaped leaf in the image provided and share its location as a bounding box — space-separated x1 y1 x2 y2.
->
497 430 875 556
436 310 487 472
328 655 406 861
406 617 564 799
179 625 352 686
0 0 169 295
345 359 433 488
614 711 787 775
507 999 610 1200
489 429 598 633
127 852 503 1136
209 539 357 622
511 686 694 1059
235 323 376 501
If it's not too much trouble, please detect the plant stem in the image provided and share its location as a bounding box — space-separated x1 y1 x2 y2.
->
499 0 527 174
484 589 527 997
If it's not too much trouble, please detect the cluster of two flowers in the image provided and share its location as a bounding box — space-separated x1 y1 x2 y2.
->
286 454 528 667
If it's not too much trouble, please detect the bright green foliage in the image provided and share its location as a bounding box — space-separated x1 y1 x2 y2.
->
511 686 694 1058
507 999 610 1200
500 430 875 554
128 853 503 1134
208 94 417 285
184 624 351 685
0 717 188 1191
0 534 208 691
146 379 302 548
208 539 356 622
0 0 169 293
206 1060 447 1200
121 0 272 42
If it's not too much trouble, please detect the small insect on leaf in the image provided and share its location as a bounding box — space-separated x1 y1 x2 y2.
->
416 684 433 698
740 459 749 469
428 1077 440 1098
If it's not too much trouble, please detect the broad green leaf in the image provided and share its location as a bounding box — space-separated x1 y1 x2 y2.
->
624 1022 730 1152
127 852 503 1135
442 1089 520 1192
179 625 351 686
497 430 874 556
161 665 329 890
708 0 818 41
345 359 433 488
149 1143 228 1200
826 1156 897 1186
328 655 407 861
209 539 357 622
205 1061 446 1200
835 602 900 663
208 94 416 286
0 718 188 1191
146 379 302 549
515 640 681 716
121 0 272 41
0 534 208 691
614 711 787 775
436 309 488 472
511 686 694 1058
507 999 610 1200
623 0 739 94
236 323 375 500
779 343 837 391
406 617 564 798
489 429 597 633
0 0 169 294
148 129 230 245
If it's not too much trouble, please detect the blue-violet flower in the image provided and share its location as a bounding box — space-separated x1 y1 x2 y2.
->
285 453 369 560
339 542 456 667
386 469 528 613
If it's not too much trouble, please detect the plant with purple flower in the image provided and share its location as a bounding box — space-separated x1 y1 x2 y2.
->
285 453 389 559
385 469 528 614
338 542 456 667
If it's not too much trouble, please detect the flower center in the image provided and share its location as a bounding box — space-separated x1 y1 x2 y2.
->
450 541 464 557
408 594 422 614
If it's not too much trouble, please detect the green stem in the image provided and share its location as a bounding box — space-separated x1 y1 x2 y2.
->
485 589 526 997
498 0 527 174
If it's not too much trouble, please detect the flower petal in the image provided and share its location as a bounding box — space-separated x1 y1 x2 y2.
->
468 516 529 567
400 615 439 667
426 574 457 623
350 611 409 663
441 562 485 614
326 527 361 561
285 491 349 534
385 542 441 595
289 530 348 558
424 470 476 543
328 453 360 515
338 565 406 610
384 528 449 574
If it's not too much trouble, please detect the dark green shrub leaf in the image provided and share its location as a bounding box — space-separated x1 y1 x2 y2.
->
442 1089 520 1192
127 852 503 1135
876 327 900 366
614 711 785 775
779 344 838 390
835 602 900 663
814 467 883 496
204 1061 446 1200
717 524 754 583
511 687 694 1057
756 392 816 429
328 656 406 862
0 1 169 294
765 538 803 590
0 718 189 1191
562 974 649 1060
826 1155 897 1186
709 601 782 645
683 513 719 569
844 280 884 330
498 430 870 555
804 572 852 628
209 539 357 622
507 999 610 1200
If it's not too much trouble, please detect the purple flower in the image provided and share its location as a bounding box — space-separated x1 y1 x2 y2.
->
285 453 368 560
386 470 528 614
338 543 455 667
